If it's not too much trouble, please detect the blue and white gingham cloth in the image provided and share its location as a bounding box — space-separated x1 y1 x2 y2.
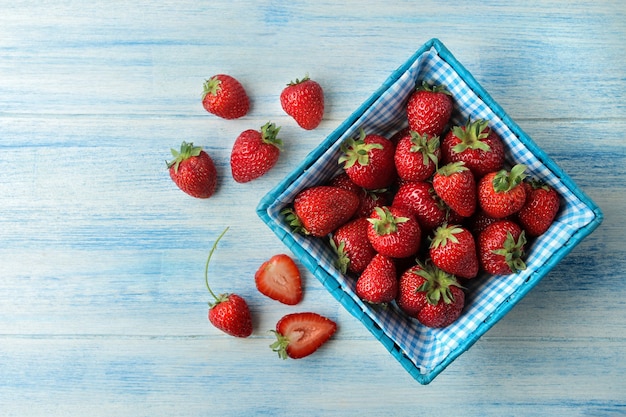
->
261 42 601 380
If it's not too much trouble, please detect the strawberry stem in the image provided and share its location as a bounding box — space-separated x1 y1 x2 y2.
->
205 226 230 304
167 141 203 173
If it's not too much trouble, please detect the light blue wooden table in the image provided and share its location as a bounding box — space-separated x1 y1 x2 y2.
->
1 1 624 415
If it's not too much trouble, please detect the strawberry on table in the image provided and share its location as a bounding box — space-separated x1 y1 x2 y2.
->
517 179 561 236
204 227 253 338
270 312 337 359
330 217 377 275
280 74 324 130
406 82 453 137
282 185 359 237
366 206 421 259
339 128 397 190
202 74 250 119
356 253 398 305
478 164 528 219
230 122 283 183
167 141 218 199
432 161 477 218
255 254 303 305
394 130 441 183
478 219 527 275
429 224 479 279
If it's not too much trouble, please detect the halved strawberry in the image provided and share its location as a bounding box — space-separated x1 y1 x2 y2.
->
270 312 337 359
255 254 303 305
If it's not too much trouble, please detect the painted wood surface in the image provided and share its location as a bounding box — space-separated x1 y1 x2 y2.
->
1 1 624 415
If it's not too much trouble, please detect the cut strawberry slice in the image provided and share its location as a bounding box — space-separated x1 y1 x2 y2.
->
270 312 337 359
255 254 303 305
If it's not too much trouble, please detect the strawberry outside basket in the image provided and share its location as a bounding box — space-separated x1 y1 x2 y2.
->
256 38 603 384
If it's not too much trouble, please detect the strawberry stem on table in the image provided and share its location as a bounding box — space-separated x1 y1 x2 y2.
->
205 226 230 306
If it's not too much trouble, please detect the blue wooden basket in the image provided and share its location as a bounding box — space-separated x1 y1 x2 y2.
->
257 38 603 384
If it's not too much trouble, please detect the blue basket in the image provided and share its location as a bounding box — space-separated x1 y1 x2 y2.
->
257 38 603 384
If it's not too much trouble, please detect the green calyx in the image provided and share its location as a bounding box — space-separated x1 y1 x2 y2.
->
367 206 409 236
281 207 309 235
167 141 203 173
338 128 384 169
261 121 283 150
202 76 222 100
492 164 528 193
330 238 350 274
412 260 462 305
269 330 290 360
492 230 527 273
416 81 451 96
409 130 440 168
430 223 464 249
451 119 492 154
437 161 468 177
205 226 231 308
287 74 310 86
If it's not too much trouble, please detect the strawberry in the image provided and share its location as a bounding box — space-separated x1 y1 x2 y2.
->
441 119 505 177
202 74 250 120
280 75 324 130
283 186 359 237
339 128 397 190
467 210 501 235
432 161 477 217
367 206 421 259
478 219 527 275
392 181 448 231
517 179 560 236
478 164 528 219
270 312 337 359
394 130 441 183
329 173 389 219
167 141 218 199
204 227 253 338
429 224 479 279
356 254 398 304
255 254 303 305
396 260 465 328
406 82 453 137
230 122 282 183
330 217 377 275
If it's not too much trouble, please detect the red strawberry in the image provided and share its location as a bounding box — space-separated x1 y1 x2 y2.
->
329 173 389 219
394 130 441 183
396 260 465 328
283 186 359 237
230 122 282 183
339 128 397 190
167 141 218 199
429 224 479 279
356 253 398 304
202 74 250 120
367 206 421 259
280 75 324 130
467 210 501 235
517 179 560 236
205 227 253 338
441 119 505 177
406 82 453 137
392 181 448 231
330 217 377 275
432 161 477 217
270 312 337 359
478 219 527 275
478 164 528 219
255 254 303 305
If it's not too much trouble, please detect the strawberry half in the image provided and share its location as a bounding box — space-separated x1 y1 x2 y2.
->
230 122 283 183
270 312 337 359
202 74 250 120
167 141 218 199
255 254 303 305
280 75 324 130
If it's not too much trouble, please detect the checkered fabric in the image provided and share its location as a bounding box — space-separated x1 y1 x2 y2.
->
258 39 602 384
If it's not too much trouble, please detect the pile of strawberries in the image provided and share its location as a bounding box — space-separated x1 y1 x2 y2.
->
281 82 561 329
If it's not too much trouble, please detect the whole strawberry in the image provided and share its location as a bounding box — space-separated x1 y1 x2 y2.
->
517 179 560 236
432 161 477 218
205 227 253 338
478 164 528 219
329 173 389 219
280 75 324 130
429 224 479 279
396 260 465 328
394 130 441 183
392 181 448 232
356 253 398 305
330 217 377 275
367 206 421 259
230 122 282 183
441 119 505 177
283 186 359 237
339 128 397 190
167 141 218 199
202 74 250 119
478 219 527 275
406 82 453 137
